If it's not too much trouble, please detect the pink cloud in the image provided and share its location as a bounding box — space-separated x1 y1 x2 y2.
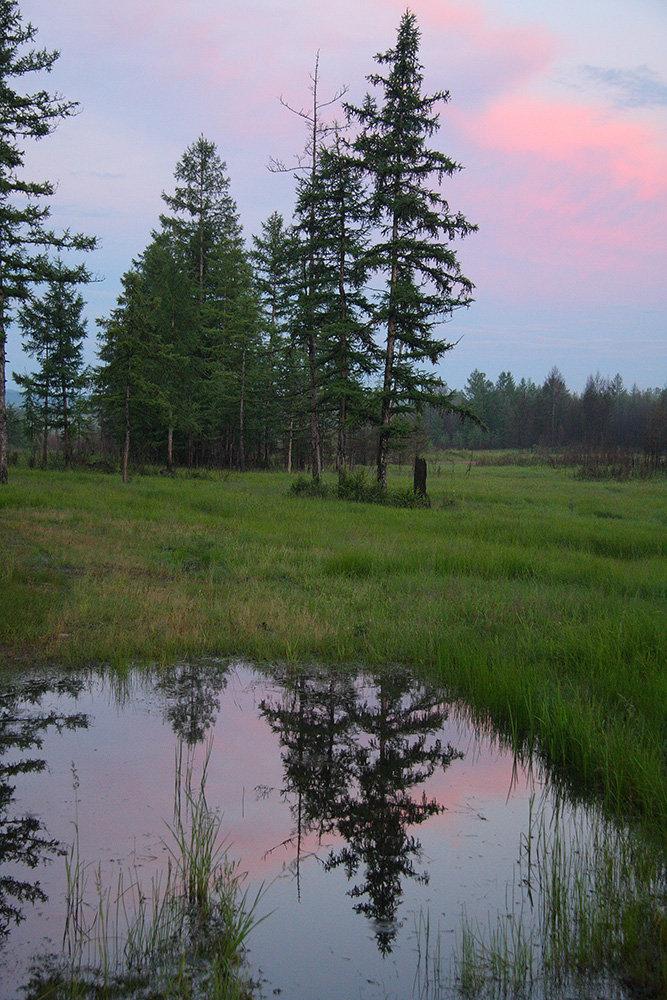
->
448 91 667 304
467 96 667 200
358 0 561 108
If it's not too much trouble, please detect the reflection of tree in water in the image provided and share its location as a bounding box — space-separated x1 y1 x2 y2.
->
261 672 357 864
0 675 88 936
260 669 463 954
157 660 229 745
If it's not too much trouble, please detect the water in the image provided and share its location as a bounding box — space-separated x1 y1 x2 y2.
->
0 661 632 999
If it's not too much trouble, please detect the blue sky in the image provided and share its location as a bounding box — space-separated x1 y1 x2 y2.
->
7 0 667 395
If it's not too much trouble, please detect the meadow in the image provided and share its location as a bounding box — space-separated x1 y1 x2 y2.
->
2 457 667 995
2 457 666 827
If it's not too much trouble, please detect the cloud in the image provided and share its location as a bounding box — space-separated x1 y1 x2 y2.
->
576 64 667 109
448 89 667 311
14 0 667 393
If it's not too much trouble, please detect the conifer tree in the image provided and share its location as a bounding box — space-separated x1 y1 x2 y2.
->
159 136 257 466
14 258 89 466
135 234 199 470
312 135 376 479
345 11 476 488
274 55 348 478
252 211 301 467
159 135 240 305
96 270 156 482
0 0 96 483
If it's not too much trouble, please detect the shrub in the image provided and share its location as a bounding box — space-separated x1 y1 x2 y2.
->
290 470 431 508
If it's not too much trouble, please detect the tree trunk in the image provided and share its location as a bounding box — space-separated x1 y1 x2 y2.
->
62 380 70 468
122 367 131 484
306 56 322 481
413 456 427 497
338 398 347 483
377 313 396 490
377 219 399 490
0 330 7 486
308 333 322 479
239 340 246 471
337 233 348 483
287 412 294 473
42 388 49 469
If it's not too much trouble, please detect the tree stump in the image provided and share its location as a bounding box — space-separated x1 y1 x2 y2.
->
413 457 427 497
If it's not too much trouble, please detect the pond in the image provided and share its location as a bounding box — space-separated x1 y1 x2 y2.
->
0 661 639 999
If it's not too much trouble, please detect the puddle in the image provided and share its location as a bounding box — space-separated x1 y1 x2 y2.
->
0 661 636 999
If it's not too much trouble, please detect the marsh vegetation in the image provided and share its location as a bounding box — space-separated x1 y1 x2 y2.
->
1 456 666 995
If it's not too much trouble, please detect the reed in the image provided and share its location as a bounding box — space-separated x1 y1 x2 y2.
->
448 797 667 998
24 745 264 999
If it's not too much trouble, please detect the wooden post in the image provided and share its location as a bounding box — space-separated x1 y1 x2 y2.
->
413 456 427 497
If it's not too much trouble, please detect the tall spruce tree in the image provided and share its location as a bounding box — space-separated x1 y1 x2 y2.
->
135 234 199 471
312 135 376 480
251 211 300 468
159 135 240 306
346 10 476 488
159 136 257 467
0 0 96 483
274 55 348 478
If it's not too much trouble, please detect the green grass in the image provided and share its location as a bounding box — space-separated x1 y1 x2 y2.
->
2 461 667 833
2 457 667 994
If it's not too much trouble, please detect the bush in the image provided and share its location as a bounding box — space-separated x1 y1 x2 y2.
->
337 469 383 504
289 475 331 499
290 469 431 508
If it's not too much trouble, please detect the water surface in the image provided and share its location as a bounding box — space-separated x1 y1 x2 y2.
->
0 661 629 999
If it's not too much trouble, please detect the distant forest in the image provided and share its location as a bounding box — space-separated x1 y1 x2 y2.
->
9 359 667 474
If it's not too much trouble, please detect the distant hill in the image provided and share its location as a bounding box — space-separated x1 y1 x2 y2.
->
6 389 22 408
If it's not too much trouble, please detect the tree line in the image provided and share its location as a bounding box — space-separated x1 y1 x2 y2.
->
430 368 667 461
92 11 478 484
2 2 664 485
2 7 480 484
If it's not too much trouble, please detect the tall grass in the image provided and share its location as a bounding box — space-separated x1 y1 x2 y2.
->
2 463 667 838
449 795 667 998
24 745 265 999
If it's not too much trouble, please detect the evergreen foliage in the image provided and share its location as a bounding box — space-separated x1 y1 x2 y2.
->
0 0 96 483
345 10 477 487
10 7 658 479
13 259 90 466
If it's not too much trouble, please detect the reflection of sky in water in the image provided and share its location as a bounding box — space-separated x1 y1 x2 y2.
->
0 663 613 1000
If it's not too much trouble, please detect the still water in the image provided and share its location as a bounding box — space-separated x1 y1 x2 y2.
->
0 661 629 999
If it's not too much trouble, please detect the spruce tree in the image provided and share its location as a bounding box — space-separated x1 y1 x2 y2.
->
345 11 476 488
0 0 96 483
96 270 156 482
252 213 309 471
274 55 348 479
251 212 297 468
311 135 376 480
14 258 89 467
135 234 199 471
159 136 257 467
159 135 240 305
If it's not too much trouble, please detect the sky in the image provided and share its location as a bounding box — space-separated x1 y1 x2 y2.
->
7 0 667 395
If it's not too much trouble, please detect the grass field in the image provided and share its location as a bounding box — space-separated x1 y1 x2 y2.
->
2 459 666 831
2 457 667 995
